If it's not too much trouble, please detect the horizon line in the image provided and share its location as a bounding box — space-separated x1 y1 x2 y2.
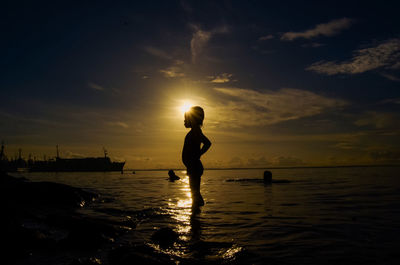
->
128 164 400 172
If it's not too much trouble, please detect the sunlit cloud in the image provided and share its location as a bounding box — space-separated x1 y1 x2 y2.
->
191 27 211 63
259 34 274 41
354 111 399 129
88 82 105 91
0 100 145 150
272 156 305 166
62 150 85 158
211 87 347 128
281 18 354 41
390 61 400 69
307 39 400 75
88 82 120 94
379 98 400 105
160 68 185 78
209 73 234 83
301 42 325 48
143 46 173 60
129 155 153 162
160 60 185 78
380 73 400 82
369 149 400 163
334 142 357 150
251 45 275 54
106 121 129 129
223 155 304 168
190 25 228 63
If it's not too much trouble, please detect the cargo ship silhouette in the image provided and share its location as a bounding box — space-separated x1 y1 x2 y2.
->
27 146 125 172
24 145 125 172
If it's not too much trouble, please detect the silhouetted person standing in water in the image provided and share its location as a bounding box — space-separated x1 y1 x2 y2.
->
182 106 211 206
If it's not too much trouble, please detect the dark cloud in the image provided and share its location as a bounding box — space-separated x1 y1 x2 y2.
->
212 87 347 127
369 150 400 163
259 34 274 41
307 39 400 75
281 18 354 41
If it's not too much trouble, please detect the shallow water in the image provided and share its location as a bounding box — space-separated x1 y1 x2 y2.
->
20 167 400 264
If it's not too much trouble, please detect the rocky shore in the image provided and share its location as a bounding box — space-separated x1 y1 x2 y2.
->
0 171 180 265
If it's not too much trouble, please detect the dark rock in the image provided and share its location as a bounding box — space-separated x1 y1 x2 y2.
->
109 244 175 265
151 227 179 247
54 215 119 250
0 173 116 262
118 218 137 229
1 173 97 210
60 228 114 250
47 214 118 235
1 173 144 264
70 257 102 265
1 217 57 261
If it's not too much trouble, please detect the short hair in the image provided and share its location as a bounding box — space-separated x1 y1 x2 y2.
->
186 106 204 126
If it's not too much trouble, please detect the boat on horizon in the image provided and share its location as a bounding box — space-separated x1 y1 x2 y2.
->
0 143 125 172
28 146 125 172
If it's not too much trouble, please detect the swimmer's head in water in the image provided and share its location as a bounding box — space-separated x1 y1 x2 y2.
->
184 106 204 128
263 170 272 183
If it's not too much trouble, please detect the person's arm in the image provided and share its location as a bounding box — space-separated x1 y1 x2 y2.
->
199 133 211 157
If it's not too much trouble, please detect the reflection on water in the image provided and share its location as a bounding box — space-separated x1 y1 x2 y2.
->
163 175 241 262
168 176 192 239
166 175 201 243
159 174 207 260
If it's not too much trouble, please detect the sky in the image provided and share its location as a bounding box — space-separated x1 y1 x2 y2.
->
1 0 400 169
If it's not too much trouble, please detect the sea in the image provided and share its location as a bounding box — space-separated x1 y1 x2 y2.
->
17 167 400 264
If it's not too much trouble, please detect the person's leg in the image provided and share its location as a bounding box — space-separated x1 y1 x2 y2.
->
189 173 204 206
188 161 204 206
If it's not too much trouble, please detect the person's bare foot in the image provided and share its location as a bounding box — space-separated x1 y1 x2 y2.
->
193 195 204 206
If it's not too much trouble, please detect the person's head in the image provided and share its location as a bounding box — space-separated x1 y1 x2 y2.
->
263 170 272 184
184 106 204 128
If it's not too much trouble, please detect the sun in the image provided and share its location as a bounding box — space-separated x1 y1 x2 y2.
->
179 101 193 115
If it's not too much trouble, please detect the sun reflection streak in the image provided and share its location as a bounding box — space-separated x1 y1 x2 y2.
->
180 176 190 185
165 175 194 242
153 174 205 259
